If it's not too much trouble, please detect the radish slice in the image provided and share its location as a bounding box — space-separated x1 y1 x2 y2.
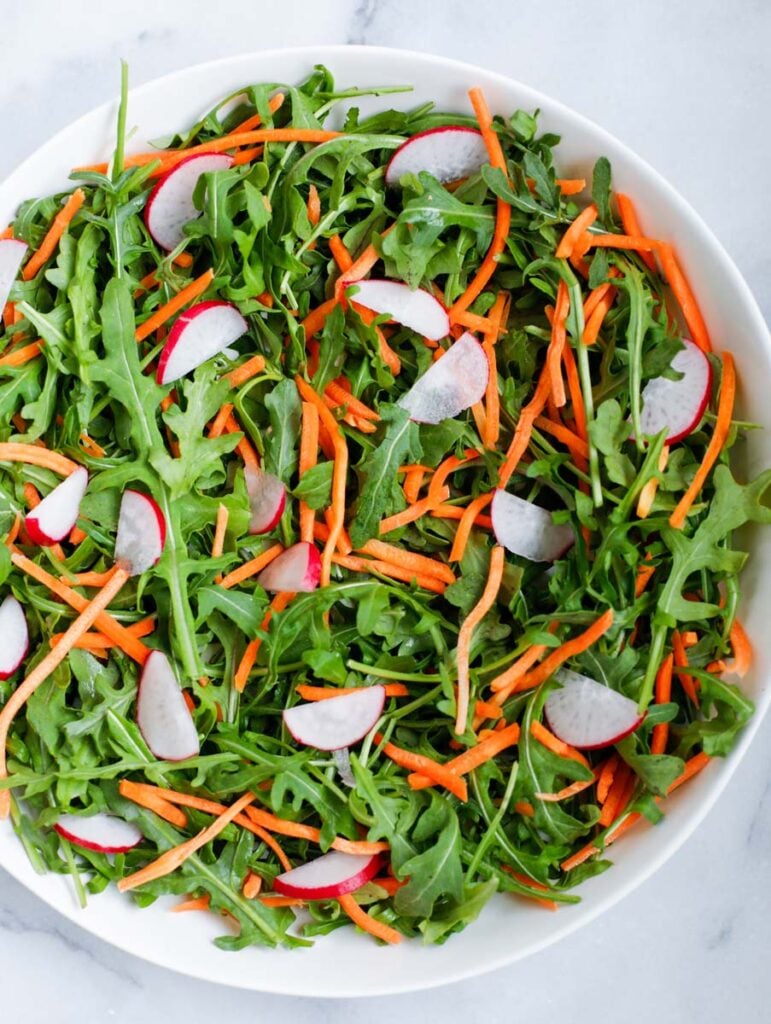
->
491 489 574 563
156 301 248 385
144 153 234 251
257 542 321 593
638 339 712 444
544 669 644 750
0 238 28 311
137 650 200 761
245 466 287 535
54 813 143 854
385 126 488 187
399 332 488 424
24 466 88 546
347 279 449 341
283 686 385 751
274 850 380 900
0 595 28 680
115 489 166 576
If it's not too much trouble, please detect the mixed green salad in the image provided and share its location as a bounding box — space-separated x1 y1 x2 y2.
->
0 64 766 950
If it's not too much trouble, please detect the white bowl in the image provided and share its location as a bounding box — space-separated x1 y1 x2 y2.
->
0 46 768 998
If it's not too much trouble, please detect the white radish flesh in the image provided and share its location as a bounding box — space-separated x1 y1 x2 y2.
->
283 686 385 751
144 153 234 251
0 238 28 311
491 489 574 563
638 339 712 444
0 595 28 679
137 650 200 761
273 850 380 899
115 489 166 576
156 301 248 385
385 126 488 187
245 466 286 535
544 669 644 750
347 279 449 341
54 813 143 854
24 466 88 546
257 542 321 593
399 332 488 424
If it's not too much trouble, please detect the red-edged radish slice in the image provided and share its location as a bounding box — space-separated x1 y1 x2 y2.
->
137 650 200 761
0 595 28 680
257 542 321 593
347 279 449 341
245 466 287 535
115 489 166 576
144 153 234 251
637 339 712 445
274 850 381 900
399 332 488 424
491 489 574 563
156 301 248 385
544 669 645 750
0 238 28 310
284 686 385 751
24 466 88 546
385 126 488 187
54 813 143 854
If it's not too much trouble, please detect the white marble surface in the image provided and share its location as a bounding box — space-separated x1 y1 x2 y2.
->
1 1 769 1020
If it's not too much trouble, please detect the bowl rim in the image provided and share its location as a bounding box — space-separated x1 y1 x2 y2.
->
0 43 769 997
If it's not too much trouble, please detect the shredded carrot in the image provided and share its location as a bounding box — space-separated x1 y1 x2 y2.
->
376 734 468 801
448 492 493 562
481 293 507 447
331 553 446 594
325 380 379 422
658 243 711 352
0 226 13 240
352 302 401 375
599 760 633 826
296 683 408 702
515 610 614 692
219 544 284 591
329 234 353 272
0 340 43 368
22 189 85 281
616 193 657 273
635 561 656 598
536 776 596 803
636 444 669 519
530 720 590 768
555 203 598 260
207 403 234 439
473 700 502 720
577 232 660 258
133 252 197 296
242 872 264 899
502 867 558 911
725 617 751 677
378 487 450 535
234 591 294 692
448 89 510 319
0 442 78 476
369 875 404 896
231 92 286 134
51 616 156 653
582 288 616 346
668 751 710 792
355 537 455 585
669 352 734 528
672 630 699 706
488 623 561 702
534 415 590 461
651 653 674 755
596 754 619 805
497 361 552 486
426 449 479 507
211 504 229 561
223 411 260 470
242 805 388 856
119 779 188 828
79 432 106 459
454 546 505 734
135 270 214 342
172 895 211 913
118 791 255 892
429 504 494 530
337 224 395 289
0 568 129 817
298 401 319 544
513 801 534 818
295 376 348 586
224 354 266 388
454 309 493 333
307 183 321 227
5 514 21 546
402 466 427 504
408 722 520 790
338 893 402 944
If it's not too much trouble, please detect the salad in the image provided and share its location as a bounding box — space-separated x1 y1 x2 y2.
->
0 64 766 950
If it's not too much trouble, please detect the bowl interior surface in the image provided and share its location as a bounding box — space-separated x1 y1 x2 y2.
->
0 45 768 997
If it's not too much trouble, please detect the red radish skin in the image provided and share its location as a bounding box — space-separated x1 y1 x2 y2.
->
245 466 287 535
273 850 381 900
0 595 28 680
637 339 712 445
399 332 488 424
0 238 28 310
115 489 167 576
257 542 321 593
345 279 449 341
156 301 248 385
24 466 88 546
137 650 200 761
283 686 385 751
491 489 574 563
54 813 143 854
544 669 645 750
144 153 234 251
385 126 488 187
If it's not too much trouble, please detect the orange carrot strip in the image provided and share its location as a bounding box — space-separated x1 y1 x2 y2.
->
223 411 260 470
429 504 494 530
530 720 590 768
355 538 455 585
596 754 619 805
376 733 468 801
234 591 294 692
672 630 699 706
337 224 396 288
296 683 408 702
207 403 234 439
231 92 286 133
0 442 78 476
497 362 552 486
453 309 493 333
408 722 520 791
307 183 321 226
331 553 446 594
555 203 598 260
577 232 661 257
224 354 266 388
0 567 129 816
455 546 505 733
242 806 387 856
172 895 211 913
119 779 188 828
669 352 734 528
725 617 751 677
426 449 479 506
637 444 669 519
536 776 596 803
533 415 590 461
325 380 379 421
211 504 229 561
242 872 264 899
473 699 503 720
616 194 657 273
378 488 450 535
555 178 586 195
635 561 656 598
501 867 558 911
402 466 427 504
515 610 614 693
668 751 710 793
22 189 85 280
338 893 402 944
599 760 633 826
298 400 319 544
658 243 711 353
488 623 561 698
219 544 283 590
135 270 214 342
651 653 674 755
0 340 43 368
329 234 353 272
448 492 493 562
352 302 401 375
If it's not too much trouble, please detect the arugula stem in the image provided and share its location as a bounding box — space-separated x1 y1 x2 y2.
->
112 61 129 183
158 489 205 680
637 621 668 711
466 762 519 879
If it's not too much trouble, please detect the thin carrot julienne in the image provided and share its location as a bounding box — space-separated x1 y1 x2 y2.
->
514 609 615 692
118 779 188 828
233 591 294 692
331 552 446 594
554 203 598 260
448 491 493 562
339 893 402 945
616 193 657 273
298 400 320 544
376 733 468 801
0 442 79 476
136 270 214 342
224 354 266 388
725 617 751 677
379 487 450 535
454 545 505 734
296 683 408 701
408 722 520 790
22 189 85 281
530 720 590 768
650 653 674 755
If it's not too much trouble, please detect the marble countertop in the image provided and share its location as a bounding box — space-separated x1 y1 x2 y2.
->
1 1 769 1021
